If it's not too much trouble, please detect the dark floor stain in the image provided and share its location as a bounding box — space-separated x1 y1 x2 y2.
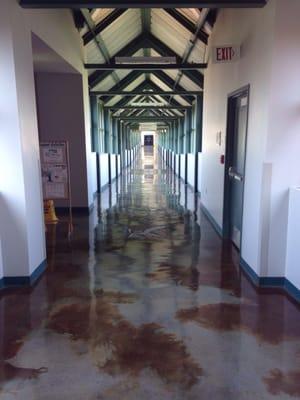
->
0 361 47 384
176 303 300 344
263 368 300 397
101 321 202 388
47 296 202 388
48 302 94 341
47 291 126 344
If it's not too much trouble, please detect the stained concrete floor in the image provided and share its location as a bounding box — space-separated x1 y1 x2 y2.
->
0 147 300 399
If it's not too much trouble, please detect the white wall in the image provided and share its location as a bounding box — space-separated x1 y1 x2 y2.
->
35 72 91 208
100 154 109 188
170 151 174 170
265 0 300 278
0 0 93 277
180 154 186 181
23 3 94 206
187 154 196 188
110 155 117 181
202 0 300 288
26 4 94 208
202 2 276 276
117 155 121 176
90 152 98 196
285 188 300 290
175 154 180 176
0 0 45 276
197 153 202 194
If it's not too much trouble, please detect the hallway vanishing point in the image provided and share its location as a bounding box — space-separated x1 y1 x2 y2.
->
0 147 300 400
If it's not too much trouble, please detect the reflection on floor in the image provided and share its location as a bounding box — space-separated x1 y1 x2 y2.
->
0 146 300 399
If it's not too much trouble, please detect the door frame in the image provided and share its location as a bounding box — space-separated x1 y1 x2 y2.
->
223 84 250 250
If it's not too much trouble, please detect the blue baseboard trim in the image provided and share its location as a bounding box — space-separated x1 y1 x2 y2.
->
30 259 47 284
200 204 223 238
240 257 300 303
284 280 300 303
0 259 47 289
239 257 260 286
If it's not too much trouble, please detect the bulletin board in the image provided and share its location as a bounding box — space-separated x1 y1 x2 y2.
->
40 141 69 200
40 140 73 236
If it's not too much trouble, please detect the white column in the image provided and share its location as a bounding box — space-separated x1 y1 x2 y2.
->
0 0 46 280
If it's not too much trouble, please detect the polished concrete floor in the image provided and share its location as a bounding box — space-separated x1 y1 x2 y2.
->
0 147 300 399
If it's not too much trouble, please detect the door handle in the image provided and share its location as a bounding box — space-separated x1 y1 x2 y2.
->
228 167 244 182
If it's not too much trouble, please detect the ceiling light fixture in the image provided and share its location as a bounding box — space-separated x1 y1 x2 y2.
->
115 56 177 65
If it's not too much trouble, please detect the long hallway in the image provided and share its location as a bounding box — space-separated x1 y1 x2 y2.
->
0 147 299 399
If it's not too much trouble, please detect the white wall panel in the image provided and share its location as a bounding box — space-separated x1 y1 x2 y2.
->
285 188 300 289
175 154 180 176
197 153 202 194
187 154 195 188
202 3 276 275
117 155 121 176
100 153 109 188
91 152 98 195
110 154 117 180
180 154 186 181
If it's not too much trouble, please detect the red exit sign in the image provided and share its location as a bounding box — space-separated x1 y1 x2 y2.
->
212 45 240 64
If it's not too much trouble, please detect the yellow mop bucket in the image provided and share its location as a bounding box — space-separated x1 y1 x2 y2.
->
44 200 59 224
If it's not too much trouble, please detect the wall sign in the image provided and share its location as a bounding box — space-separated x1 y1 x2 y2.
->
40 141 69 199
212 45 240 64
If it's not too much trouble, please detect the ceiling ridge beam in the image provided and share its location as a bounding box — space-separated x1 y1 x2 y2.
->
85 63 207 70
20 1 268 9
